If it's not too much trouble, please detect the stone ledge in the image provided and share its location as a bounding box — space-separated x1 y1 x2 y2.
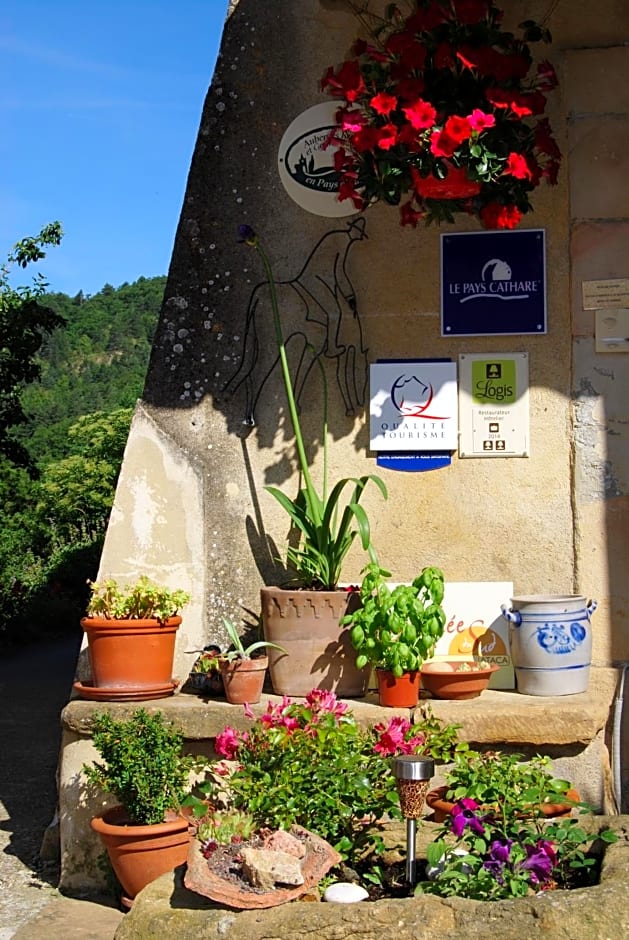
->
62 666 619 749
113 816 629 940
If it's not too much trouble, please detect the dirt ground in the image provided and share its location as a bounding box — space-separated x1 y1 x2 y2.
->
0 632 82 938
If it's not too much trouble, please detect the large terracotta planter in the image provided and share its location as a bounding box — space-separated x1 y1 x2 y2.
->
91 805 191 908
260 587 368 697
425 785 581 823
219 656 267 704
376 668 420 707
78 616 181 701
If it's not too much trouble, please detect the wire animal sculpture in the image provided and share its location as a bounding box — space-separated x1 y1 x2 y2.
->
225 217 369 424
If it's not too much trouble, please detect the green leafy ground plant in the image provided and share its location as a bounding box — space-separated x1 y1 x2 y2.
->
192 689 460 866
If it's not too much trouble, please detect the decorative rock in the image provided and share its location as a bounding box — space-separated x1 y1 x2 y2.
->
240 847 304 891
323 882 369 903
262 829 306 858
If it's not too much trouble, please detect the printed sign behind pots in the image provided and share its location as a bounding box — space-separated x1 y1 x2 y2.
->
278 102 358 217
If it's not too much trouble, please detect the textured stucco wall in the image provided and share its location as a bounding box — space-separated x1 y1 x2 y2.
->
97 0 627 751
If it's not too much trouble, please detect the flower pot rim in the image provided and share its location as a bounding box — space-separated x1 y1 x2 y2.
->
421 660 500 676
425 784 581 818
81 615 182 628
91 804 190 836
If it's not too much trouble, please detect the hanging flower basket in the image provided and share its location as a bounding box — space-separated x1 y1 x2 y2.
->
321 0 561 229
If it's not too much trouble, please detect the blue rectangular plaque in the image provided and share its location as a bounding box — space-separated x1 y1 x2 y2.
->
441 229 546 336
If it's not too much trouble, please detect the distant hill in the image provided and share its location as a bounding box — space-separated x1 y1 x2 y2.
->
16 276 166 465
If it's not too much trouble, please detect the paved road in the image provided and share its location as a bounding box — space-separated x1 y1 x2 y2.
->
0 632 81 937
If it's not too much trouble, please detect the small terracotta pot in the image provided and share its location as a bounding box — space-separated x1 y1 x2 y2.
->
376 669 420 707
420 661 499 699
219 656 268 704
425 785 581 823
91 805 191 907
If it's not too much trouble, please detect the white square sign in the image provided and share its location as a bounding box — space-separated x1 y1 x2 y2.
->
370 361 458 451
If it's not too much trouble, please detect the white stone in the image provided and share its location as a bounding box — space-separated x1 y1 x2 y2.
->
323 882 369 903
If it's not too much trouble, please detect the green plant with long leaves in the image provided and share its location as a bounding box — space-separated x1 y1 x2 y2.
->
238 225 387 590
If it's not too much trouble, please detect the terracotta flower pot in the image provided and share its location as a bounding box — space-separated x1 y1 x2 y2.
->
78 616 181 701
260 587 368 697
376 668 420 707
425 785 581 823
91 805 191 908
415 164 481 200
420 661 500 699
219 656 268 704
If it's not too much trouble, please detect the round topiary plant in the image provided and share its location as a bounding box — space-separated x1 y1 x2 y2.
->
84 708 202 825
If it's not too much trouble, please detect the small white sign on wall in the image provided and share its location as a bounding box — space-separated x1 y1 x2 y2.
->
427 581 515 689
458 352 529 458
370 361 458 451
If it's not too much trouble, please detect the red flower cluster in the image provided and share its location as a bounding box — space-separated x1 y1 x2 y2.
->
321 0 561 229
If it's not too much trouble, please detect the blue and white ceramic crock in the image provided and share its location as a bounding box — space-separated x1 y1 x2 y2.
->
501 595 596 696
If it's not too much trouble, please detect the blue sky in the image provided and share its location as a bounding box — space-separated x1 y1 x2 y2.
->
1 1 228 296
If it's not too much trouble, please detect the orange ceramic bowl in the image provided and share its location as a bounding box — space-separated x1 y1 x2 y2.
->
420 661 500 700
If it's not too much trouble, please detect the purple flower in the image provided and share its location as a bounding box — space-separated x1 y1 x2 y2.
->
237 224 257 245
519 840 556 885
451 798 486 838
483 837 512 882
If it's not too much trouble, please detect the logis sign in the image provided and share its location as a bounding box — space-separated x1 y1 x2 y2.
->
370 361 458 452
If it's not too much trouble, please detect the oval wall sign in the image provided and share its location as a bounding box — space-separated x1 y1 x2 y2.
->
278 101 358 217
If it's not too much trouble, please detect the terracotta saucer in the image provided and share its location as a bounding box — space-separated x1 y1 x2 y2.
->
73 679 178 702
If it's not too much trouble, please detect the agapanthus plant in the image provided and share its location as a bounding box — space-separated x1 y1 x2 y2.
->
192 689 460 865
321 0 561 228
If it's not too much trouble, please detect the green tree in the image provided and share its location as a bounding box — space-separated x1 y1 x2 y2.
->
0 222 64 467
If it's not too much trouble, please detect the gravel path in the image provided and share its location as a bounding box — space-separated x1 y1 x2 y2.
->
0 633 81 938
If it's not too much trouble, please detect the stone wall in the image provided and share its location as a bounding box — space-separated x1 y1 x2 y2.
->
93 0 629 803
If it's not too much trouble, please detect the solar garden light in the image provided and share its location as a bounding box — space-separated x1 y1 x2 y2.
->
391 755 435 885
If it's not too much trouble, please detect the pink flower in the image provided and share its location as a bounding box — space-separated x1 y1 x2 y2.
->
467 109 495 132
373 716 412 755
243 702 255 720
215 726 241 759
305 689 348 717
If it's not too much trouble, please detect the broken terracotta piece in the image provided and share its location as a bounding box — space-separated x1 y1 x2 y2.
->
184 825 342 909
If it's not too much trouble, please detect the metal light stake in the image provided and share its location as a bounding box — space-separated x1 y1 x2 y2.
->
392 755 435 885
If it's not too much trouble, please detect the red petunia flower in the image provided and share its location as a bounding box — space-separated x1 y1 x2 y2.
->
376 123 399 150
403 97 437 130
320 60 366 102
480 202 522 229
504 152 533 180
370 91 398 115
400 200 424 227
